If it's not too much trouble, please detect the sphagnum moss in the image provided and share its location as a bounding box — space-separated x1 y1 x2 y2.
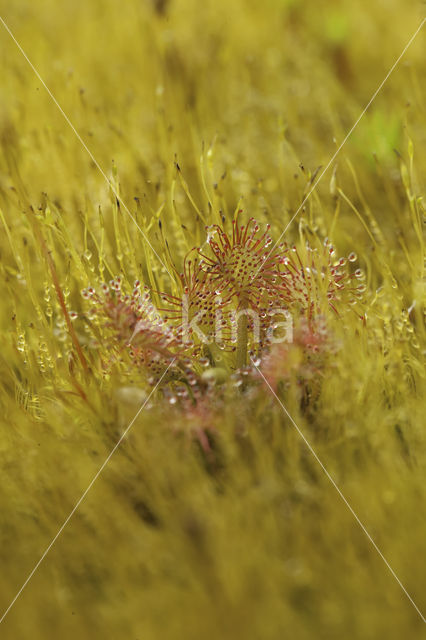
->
0 1 425 639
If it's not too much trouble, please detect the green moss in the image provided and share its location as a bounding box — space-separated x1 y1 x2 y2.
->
0 1 425 638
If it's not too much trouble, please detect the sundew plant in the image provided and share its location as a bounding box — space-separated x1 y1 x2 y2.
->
0 1 425 639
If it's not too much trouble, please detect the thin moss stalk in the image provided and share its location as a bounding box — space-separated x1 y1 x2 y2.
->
236 306 249 369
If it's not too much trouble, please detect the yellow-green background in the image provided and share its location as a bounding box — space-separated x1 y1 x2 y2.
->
0 0 425 638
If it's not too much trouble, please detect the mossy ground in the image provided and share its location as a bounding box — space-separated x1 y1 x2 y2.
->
0 1 425 638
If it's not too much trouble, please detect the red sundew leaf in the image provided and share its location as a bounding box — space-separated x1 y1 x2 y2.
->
82 281 187 381
199 214 288 310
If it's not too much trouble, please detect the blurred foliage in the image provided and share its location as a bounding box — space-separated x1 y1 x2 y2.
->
0 0 425 638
